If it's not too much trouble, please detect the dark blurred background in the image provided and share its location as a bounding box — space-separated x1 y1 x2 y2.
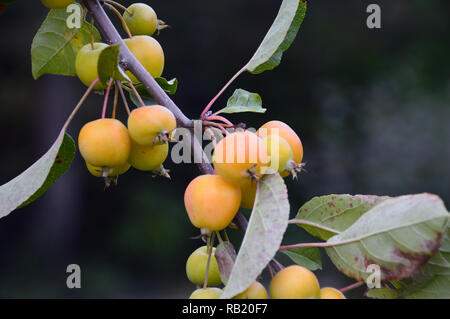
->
0 0 449 298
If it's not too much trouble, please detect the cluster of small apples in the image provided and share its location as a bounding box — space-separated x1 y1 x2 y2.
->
270 265 346 299
75 3 165 91
186 250 345 299
184 121 304 234
78 105 176 184
186 246 269 299
184 122 309 298
69 2 173 182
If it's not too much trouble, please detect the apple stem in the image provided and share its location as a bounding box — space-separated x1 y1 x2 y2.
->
62 78 100 130
112 82 119 119
200 65 248 119
101 78 113 119
104 0 132 15
203 232 216 289
116 80 131 115
128 82 145 106
104 3 133 39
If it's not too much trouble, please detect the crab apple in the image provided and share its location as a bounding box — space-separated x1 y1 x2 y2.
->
78 118 131 168
261 134 294 176
124 35 164 82
320 287 346 299
270 265 320 299
234 282 268 299
123 3 158 36
189 288 223 299
75 43 108 90
212 131 270 183
86 161 130 178
128 140 168 171
127 105 176 146
184 174 241 231
257 121 303 177
186 246 222 287
40 0 73 9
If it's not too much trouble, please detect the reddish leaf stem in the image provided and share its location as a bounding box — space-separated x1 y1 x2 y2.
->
116 80 131 115
128 81 145 106
200 65 248 119
101 78 113 118
340 281 365 293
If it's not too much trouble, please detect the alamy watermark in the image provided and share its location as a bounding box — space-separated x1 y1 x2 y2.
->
366 4 381 29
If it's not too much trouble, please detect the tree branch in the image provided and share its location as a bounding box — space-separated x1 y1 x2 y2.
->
82 0 213 174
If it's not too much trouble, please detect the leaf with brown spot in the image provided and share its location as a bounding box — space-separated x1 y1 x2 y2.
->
295 194 389 241
325 194 449 282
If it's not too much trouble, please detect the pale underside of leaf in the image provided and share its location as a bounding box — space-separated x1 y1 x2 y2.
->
31 8 101 79
0 132 74 218
296 194 389 241
0 86 85 218
221 173 290 299
214 241 237 285
325 194 449 282
247 0 307 74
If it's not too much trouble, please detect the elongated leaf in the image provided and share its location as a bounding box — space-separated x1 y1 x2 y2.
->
0 93 86 218
98 45 130 85
326 194 449 282
247 0 307 74
221 173 289 299
296 194 388 241
215 89 266 115
281 247 322 270
215 241 237 285
0 132 75 218
31 8 101 79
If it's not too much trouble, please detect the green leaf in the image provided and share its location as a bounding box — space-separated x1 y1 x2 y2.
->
295 194 389 241
246 0 307 74
325 194 449 282
215 89 266 115
366 287 399 299
97 45 130 85
394 226 450 298
221 173 290 299
155 77 178 95
0 132 75 218
0 90 87 218
214 241 237 285
128 78 178 107
31 8 101 79
281 247 322 271
18 134 75 208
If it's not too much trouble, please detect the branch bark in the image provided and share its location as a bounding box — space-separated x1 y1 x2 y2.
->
83 1 267 269
82 0 213 174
